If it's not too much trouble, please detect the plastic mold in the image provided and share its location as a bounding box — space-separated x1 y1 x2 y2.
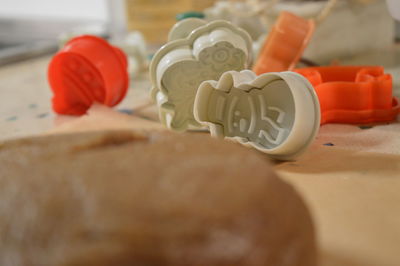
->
295 66 400 125
48 35 129 115
150 19 253 131
253 11 315 75
193 70 320 160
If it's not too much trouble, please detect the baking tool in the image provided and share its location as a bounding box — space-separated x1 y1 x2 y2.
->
150 19 252 131
386 0 400 21
194 70 320 160
176 11 205 21
167 18 207 41
48 35 129 115
296 66 400 125
253 11 315 75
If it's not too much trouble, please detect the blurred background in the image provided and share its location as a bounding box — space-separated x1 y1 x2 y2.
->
0 0 399 66
0 0 107 20
0 0 109 65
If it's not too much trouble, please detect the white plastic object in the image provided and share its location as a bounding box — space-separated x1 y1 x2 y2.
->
113 31 148 75
386 0 400 21
150 19 253 132
107 0 128 41
193 70 321 160
204 1 266 41
168 18 207 41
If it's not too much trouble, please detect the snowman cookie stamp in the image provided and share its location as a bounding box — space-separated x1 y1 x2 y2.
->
194 70 321 160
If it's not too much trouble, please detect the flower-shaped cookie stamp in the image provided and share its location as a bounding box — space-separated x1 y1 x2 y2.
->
194 70 320 160
150 19 252 131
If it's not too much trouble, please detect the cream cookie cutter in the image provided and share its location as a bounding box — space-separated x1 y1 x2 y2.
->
194 70 321 160
150 19 252 131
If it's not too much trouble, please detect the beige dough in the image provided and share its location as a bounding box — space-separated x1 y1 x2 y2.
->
0 130 316 266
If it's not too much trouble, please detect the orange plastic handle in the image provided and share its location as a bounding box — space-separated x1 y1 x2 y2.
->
295 66 400 125
253 11 315 75
48 35 129 115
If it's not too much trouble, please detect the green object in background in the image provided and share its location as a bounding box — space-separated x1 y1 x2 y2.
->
176 11 205 21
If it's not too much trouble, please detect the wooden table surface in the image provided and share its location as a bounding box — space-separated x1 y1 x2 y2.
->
1 54 399 266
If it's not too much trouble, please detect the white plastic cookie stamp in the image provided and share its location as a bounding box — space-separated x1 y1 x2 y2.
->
194 70 321 160
150 19 252 131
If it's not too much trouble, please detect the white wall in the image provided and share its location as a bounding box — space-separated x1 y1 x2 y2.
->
0 0 108 21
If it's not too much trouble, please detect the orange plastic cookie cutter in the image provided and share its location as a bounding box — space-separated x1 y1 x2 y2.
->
295 66 400 125
48 35 129 115
253 11 315 75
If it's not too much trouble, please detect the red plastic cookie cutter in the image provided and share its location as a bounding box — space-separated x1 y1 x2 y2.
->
48 35 129 115
253 11 315 75
295 66 400 125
